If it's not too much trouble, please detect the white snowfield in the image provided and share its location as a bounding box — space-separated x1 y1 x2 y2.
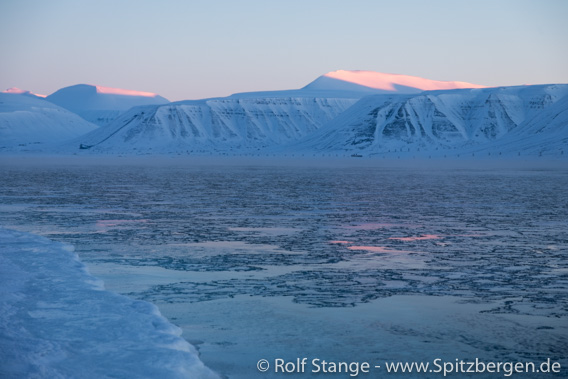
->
0 228 219 379
0 93 97 149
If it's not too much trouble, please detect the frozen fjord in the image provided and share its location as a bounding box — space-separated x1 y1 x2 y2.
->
0 158 567 378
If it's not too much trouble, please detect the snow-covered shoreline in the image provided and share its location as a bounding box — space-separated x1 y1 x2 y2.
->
0 228 219 379
1 154 567 171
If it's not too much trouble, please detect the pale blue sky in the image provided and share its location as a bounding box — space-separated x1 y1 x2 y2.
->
1 0 567 101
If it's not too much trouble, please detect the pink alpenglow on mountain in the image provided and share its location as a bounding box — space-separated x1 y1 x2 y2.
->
304 70 486 94
2 87 46 98
94 86 161 98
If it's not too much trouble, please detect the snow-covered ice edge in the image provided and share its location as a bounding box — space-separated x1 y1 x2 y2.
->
0 227 219 379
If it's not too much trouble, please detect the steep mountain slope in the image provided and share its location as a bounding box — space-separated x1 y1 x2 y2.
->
0 92 97 150
293 84 568 156
479 89 568 156
76 97 357 153
46 84 169 126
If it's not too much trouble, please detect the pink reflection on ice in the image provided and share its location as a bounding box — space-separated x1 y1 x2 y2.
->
329 240 351 244
324 70 486 91
96 86 158 98
347 246 412 253
389 234 441 241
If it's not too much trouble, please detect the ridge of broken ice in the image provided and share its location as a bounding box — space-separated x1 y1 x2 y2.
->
0 227 218 379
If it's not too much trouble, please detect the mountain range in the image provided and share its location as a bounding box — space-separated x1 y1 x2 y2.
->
294 83 568 157
1 70 566 157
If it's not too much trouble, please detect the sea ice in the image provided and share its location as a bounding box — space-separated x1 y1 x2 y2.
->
0 228 218 379
0 159 566 378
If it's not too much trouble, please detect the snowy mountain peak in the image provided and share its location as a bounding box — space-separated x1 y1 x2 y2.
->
94 85 161 98
304 70 486 94
47 84 169 106
46 84 169 109
2 87 46 98
45 84 170 126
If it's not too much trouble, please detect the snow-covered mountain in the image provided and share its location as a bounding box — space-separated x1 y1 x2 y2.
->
73 71 490 154
3 71 565 157
0 92 97 151
2 87 46 99
75 97 357 153
302 70 486 94
477 88 568 156
46 84 169 126
292 84 568 157
230 70 485 99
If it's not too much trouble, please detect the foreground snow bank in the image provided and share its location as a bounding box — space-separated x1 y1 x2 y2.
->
0 228 218 379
